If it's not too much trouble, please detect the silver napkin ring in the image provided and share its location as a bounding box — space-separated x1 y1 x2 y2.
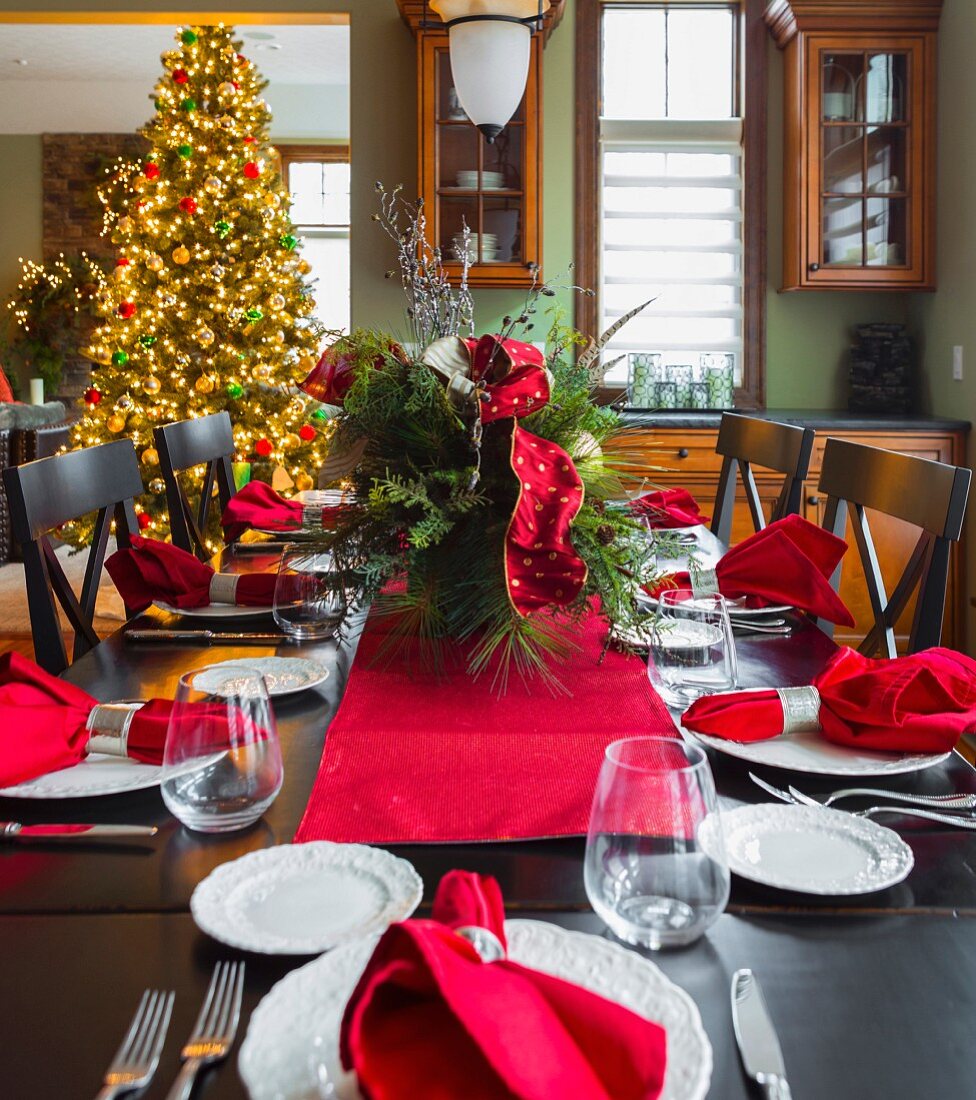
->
86 703 142 757
209 572 241 604
775 686 822 734
690 567 720 599
302 504 324 527
455 925 506 963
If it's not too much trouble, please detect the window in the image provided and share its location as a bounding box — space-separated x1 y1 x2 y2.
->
278 145 350 335
575 1 766 407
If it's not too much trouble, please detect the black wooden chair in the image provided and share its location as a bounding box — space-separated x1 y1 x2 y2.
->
154 412 236 559
2 439 143 674
710 413 816 544
816 437 971 657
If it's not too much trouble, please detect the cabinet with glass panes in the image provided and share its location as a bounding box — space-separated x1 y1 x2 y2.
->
765 0 942 290
418 32 542 287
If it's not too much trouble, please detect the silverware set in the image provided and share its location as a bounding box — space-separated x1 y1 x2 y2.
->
95 962 244 1100
751 772 976 829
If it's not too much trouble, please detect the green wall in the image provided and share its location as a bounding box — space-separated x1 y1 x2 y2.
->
0 134 43 384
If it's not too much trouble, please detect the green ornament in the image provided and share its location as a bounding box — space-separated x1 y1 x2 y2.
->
111 350 129 366
245 307 264 322
226 381 244 399
154 97 165 111
214 219 231 238
139 334 157 348
181 29 198 45
279 234 297 252
178 143 193 159
311 408 328 423
181 98 197 113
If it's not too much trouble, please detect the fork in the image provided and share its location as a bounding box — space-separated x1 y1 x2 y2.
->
789 783 976 811
165 961 245 1100
95 988 174 1099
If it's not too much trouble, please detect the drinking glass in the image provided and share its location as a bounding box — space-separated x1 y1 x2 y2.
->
273 544 348 640
584 736 729 949
161 666 283 833
647 590 737 708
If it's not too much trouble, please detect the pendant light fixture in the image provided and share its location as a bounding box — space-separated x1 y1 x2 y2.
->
430 0 549 143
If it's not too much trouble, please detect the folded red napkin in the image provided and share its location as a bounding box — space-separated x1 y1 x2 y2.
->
106 536 277 613
0 651 250 787
630 487 709 529
648 514 854 626
340 870 667 1100
682 645 976 754
221 480 304 541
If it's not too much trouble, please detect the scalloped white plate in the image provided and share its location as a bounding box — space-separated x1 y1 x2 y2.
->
154 601 277 620
0 754 161 800
193 657 329 698
706 803 914 895
238 918 712 1100
190 842 423 955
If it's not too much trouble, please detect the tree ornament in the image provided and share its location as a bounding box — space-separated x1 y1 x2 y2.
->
196 326 215 347
111 350 129 366
116 394 134 410
264 192 281 208
273 330 286 344
144 376 162 394
90 345 112 365
118 216 134 233
236 53 249 67
146 252 164 272
298 259 311 275
118 301 136 319
141 447 159 466
210 262 225 278
116 256 130 269
179 196 198 214
217 114 234 130
295 472 314 492
84 386 102 406
282 433 300 451
214 219 231 238
149 478 166 494
204 175 222 195
172 68 189 84
181 98 197 113
139 334 157 348
279 234 297 251
311 408 328 423
254 437 273 458
252 363 271 380
113 264 130 283
137 512 152 531
217 81 236 97
245 307 263 322
226 381 244 399
107 414 126 433
177 143 193 159
268 293 285 311
159 292 177 307
154 97 165 112
299 425 316 442
180 28 198 45
195 374 216 393
172 245 191 265
144 162 160 180
243 161 260 179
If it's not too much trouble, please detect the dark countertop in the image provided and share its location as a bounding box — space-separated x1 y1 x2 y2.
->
620 408 972 432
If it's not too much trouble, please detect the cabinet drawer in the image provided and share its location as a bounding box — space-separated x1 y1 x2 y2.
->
611 430 722 477
810 433 955 476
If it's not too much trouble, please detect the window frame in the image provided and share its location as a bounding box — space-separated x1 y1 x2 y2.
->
575 0 767 409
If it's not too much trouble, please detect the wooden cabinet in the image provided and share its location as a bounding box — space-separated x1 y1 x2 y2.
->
765 0 942 291
609 424 968 652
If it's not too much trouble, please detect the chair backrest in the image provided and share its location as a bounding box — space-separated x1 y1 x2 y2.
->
2 439 143 674
154 412 236 559
710 413 816 543
817 437 971 657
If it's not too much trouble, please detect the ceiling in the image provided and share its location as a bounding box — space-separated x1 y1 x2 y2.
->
0 23 349 86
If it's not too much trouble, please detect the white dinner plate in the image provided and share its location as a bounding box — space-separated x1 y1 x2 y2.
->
706 803 914 895
191 842 423 955
641 595 793 619
193 657 330 698
154 601 276 620
0 754 161 799
686 725 951 777
238 918 712 1100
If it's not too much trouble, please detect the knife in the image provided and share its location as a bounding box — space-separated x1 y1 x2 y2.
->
731 969 793 1099
124 630 286 645
1 822 158 839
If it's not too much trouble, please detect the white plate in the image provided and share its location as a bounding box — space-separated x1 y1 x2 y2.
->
0 754 161 799
191 842 423 955
642 595 793 618
238 918 712 1100
154 601 276 620
193 657 330 698
686 726 950 776
706 803 914 895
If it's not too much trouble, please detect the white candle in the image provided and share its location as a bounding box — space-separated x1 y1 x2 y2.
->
29 378 45 405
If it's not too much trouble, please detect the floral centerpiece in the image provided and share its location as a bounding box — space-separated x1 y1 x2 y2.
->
301 186 660 689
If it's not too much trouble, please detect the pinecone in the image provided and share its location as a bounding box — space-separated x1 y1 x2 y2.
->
597 523 615 546
592 499 607 515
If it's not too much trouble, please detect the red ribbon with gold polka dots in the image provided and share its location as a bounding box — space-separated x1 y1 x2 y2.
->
462 335 588 616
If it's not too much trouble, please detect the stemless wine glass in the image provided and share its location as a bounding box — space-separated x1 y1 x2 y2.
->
161 666 283 833
584 736 729 950
273 544 348 640
647 589 737 708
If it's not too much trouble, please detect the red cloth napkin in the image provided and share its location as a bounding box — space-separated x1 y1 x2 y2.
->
682 645 976 754
648 514 854 626
630 487 709 529
0 651 248 786
221 480 304 541
340 870 668 1100
105 536 277 613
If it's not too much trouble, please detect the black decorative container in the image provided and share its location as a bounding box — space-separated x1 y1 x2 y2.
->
848 323 913 414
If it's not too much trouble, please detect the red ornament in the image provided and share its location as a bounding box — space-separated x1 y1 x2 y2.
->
144 162 160 180
254 438 273 458
172 67 189 84
137 512 152 530
243 136 256 145
179 196 198 214
83 387 102 406
243 161 260 180
232 80 240 90
118 301 136 319
236 53 248 66
116 257 130 267
299 425 316 442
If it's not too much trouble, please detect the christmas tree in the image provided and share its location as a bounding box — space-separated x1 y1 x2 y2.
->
67 23 328 546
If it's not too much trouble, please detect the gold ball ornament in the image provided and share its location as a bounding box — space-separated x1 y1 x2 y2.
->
144 376 162 395
118 216 134 233
282 433 301 451
141 447 159 466
263 192 281 209
172 245 191 265
294 472 314 492
149 478 166 494
194 374 215 393
107 414 126 433
113 264 129 282
273 330 286 345
252 363 271 380
217 81 236 97
197 326 215 347
204 175 223 195
268 293 286 312
146 253 164 272
297 259 311 275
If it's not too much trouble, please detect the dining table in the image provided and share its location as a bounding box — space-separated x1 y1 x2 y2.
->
1 527 975 1099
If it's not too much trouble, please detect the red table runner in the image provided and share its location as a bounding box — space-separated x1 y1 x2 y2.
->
294 610 676 844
